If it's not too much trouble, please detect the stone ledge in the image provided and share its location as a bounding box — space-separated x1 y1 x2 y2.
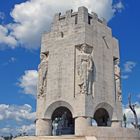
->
14 128 140 140
78 127 140 140
14 136 85 140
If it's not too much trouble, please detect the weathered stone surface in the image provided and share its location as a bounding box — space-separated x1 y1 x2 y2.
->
14 127 140 140
14 136 85 140
34 6 139 139
36 6 123 135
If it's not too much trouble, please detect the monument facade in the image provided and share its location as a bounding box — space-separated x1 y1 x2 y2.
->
14 6 140 140
36 6 123 136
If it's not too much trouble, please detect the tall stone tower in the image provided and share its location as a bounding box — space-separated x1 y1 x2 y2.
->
36 7 123 136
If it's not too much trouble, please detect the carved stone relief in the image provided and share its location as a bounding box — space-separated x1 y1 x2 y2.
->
114 59 122 102
38 52 49 98
76 44 94 95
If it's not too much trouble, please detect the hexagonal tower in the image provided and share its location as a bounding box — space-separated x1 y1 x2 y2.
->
36 7 123 136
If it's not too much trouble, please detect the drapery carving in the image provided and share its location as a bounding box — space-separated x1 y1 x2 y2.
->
38 52 49 98
76 44 94 95
114 59 122 102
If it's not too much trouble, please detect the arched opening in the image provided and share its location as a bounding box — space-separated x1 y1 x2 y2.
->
51 106 74 135
94 108 111 127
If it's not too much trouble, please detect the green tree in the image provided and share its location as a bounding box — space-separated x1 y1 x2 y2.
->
123 114 127 128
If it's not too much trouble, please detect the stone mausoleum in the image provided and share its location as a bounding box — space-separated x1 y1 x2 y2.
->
16 6 140 140
36 6 123 136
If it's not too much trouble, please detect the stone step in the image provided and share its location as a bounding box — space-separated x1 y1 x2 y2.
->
14 136 87 140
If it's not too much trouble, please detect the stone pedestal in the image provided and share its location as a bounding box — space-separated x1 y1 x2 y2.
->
75 117 92 136
111 110 122 128
36 119 52 136
14 127 140 140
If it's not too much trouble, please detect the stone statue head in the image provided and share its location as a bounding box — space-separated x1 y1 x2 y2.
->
115 59 119 65
40 53 46 61
40 52 49 61
81 44 87 53
59 117 62 121
81 44 93 54
54 117 58 122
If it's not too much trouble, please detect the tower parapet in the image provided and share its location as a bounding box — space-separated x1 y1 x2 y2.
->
52 6 107 31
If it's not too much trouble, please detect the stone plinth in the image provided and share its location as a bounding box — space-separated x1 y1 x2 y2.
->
36 119 52 136
75 117 92 135
14 136 85 140
14 128 140 140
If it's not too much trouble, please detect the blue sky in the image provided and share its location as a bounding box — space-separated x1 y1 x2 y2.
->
0 0 140 136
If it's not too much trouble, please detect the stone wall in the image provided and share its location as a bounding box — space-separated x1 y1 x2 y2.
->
15 128 140 140
77 127 140 140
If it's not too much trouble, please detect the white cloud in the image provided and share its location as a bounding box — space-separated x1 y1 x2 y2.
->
123 102 140 128
18 70 38 97
123 61 136 73
0 104 35 136
121 75 129 79
0 137 4 140
0 104 35 122
0 124 35 136
0 25 17 48
0 0 124 49
17 124 35 135
0 12 5 20
121 61 137 80
113 1 124 13
0 127 13 136
10 57 16 63
2 57 17 66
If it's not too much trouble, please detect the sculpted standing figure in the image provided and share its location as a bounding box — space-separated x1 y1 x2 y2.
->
52 118 58 136
114 59 122 102
61 112 68 127
77 44 94 95
38 52 49 97
87 55 94 95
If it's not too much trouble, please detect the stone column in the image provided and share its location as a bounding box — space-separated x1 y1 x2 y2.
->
36 118 52 136
75 117 92 136
111 111 122 128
